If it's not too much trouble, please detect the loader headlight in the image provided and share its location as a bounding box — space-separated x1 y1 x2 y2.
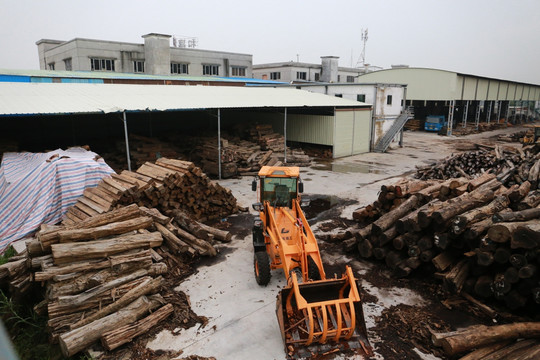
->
253 218 263 228
252 202 264 211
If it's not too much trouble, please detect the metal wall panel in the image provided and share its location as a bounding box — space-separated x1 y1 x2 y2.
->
477 79 490 100
285 114 334 145
462 77 477 99
487 80 499 100
352 110 371 154
498 82 510 100
333 111 354 157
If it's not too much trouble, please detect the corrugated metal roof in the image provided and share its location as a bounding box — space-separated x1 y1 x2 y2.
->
0 68 282 85
0 82 369 116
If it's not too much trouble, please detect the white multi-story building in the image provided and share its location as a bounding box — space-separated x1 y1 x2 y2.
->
36 33 253 78
253 56 382 83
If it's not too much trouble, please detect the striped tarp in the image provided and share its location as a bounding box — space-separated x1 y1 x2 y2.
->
0 148 114 253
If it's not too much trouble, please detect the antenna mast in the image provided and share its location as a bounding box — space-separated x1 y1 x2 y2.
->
356 28 368 68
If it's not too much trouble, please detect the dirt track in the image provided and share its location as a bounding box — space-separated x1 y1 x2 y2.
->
146 126 533 360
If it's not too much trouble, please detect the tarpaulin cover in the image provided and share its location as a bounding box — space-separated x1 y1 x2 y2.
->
0 148 114 253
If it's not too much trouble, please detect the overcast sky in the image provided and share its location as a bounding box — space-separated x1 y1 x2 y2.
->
1 0 539 84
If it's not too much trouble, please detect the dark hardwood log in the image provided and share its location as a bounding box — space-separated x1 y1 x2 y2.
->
464 218 493 240
406 256 422 269
432 252 454 272
504 267 520 284
493 207 540 223
385 251 405 270
511 222 540 249
492 273 511 296
518 264 537 279
487 220 538 243
456 341 511 360
420 250 435 262
475 249 495 267
377 226 397 247
434 233 450 250
392 235 406 250
444 259 470 294
509 254 528 269
507 180 531 202
452 196 510 235
517 190 540 210
467 172 496 192
58 295 163 357
494 247 511 264
474 275 494 298
432 188 496 224
417 235 433 251
345 225 372 251
373 247 388 260
395 201 434 234
435 322 540 356
418 200 444 228
371 195 421 235
357 239 373 258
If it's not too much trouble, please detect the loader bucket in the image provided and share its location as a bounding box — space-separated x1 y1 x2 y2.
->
276 266 373 359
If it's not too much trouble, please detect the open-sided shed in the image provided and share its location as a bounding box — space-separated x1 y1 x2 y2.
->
0 83 372 171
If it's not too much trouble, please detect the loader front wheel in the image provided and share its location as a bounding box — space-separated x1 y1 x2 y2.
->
254 251 271 286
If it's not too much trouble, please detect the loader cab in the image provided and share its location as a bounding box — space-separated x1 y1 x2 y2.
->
252 166 303 208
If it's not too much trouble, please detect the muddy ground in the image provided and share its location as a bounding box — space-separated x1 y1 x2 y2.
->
143 126 534 360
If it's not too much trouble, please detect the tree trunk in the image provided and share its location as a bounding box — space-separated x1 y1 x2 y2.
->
511 222 540 249
507 180 531 202
155 222 196 256
58 295 163 357
467 172 496 192
432 189 495 224
432 252 454 272
452 196 510 234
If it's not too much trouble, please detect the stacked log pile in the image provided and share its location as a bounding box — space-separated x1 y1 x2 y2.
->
430 322 540 358
63 158 238 223
346 144 540 312
451 121 507 137
194 136 311 178
404 119 422 131
249 124 285 151
18 202 231 357
416 143 538 186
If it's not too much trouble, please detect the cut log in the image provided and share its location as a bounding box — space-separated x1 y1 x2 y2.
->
467 172 496 192
51 232 162 265
493 207 540 223
58 294 163 357
517 190 540 210
487 220 538 243
434 322 540 356
69 276 163 330
371 194 421 235
452 196 510 235
457 341 511 360
432 188 495 224
56 216 153 243
101 303 174 351
443 259 470 294
34 249 152 282
432 252 454 272
170 209 232 242
155 222 196 256
508 181 531 202
511 222 540 249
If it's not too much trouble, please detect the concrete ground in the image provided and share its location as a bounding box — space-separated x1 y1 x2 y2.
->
147 125 530 360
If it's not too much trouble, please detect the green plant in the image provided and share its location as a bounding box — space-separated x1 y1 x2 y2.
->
0 246 16 265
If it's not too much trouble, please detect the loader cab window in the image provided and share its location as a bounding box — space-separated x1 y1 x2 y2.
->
262 177 297 207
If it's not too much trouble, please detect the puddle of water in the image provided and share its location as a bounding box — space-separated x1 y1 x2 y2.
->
312 161 384 174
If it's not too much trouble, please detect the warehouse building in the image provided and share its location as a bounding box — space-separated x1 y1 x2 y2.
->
357 67 540 134
0 82 373 176
253 56 382 83
36 33 252 78
265 82 408 152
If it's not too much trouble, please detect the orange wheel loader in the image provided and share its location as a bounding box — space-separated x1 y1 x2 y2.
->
251 166 372 358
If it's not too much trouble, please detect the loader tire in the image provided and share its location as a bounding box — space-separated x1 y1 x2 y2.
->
254 251 271 286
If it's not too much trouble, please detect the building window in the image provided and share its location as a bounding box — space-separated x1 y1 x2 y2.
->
133 61 144 73
335 94 343 98
346 76 355 83
171 63 189 74
387 95 393 105
90 58 115 71
314 73 320 81
231 66 246 77
357 94 366 102
48 62 55 70
270 72 281 80
203 64 219 76
296 72 307 80
63 58 72 71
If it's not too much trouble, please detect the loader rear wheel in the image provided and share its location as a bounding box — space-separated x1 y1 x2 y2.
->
254 251 271 286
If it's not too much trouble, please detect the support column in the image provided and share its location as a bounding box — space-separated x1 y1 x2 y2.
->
496 100 502 123
505 101 511 124
486 101 492 124
122 111 131 171
475 102 481 130
217 108 221 180
447 100 455 136
462 100 469 128
284 108 287 163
